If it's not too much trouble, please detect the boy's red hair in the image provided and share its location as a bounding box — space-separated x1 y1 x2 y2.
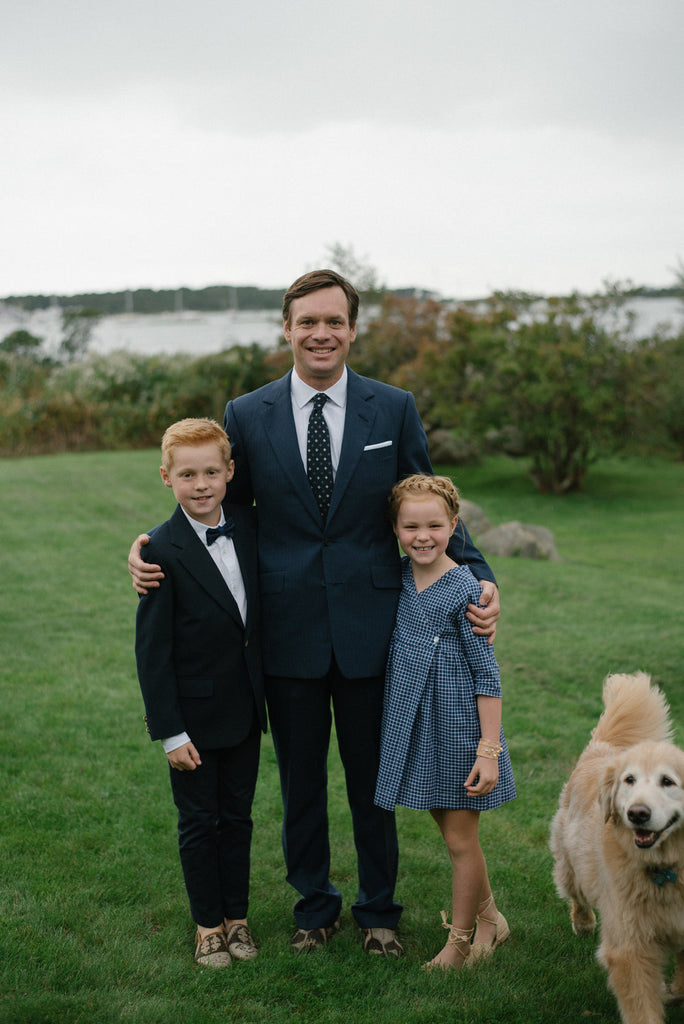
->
161 418 232 472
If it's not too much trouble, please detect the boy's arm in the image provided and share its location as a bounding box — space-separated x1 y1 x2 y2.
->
129 531 164 595
135 554 186 742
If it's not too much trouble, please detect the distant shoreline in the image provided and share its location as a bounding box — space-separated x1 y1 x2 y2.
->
1 296 681 361
2 282 681 317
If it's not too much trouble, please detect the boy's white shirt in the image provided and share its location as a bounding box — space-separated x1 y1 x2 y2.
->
162 507 247 755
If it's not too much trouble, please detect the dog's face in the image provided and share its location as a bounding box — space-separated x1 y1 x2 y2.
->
600 741 684 851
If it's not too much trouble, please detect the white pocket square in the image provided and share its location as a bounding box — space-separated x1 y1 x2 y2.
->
363 440 393 451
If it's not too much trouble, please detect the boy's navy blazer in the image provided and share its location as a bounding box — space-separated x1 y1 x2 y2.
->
135 500 266 747
224 367 495 680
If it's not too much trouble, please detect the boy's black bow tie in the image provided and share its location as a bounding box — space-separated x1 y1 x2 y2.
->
205 518 235 545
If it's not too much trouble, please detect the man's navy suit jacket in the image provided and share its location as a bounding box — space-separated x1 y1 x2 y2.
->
224 368 495 680
135 501 266 747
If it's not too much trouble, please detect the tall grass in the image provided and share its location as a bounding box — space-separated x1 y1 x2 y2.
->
1 451 682 1024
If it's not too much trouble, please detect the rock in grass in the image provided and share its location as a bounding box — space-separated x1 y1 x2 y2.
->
477 521 561 561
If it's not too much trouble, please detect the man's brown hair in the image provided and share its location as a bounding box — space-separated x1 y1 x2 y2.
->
282 269 360 327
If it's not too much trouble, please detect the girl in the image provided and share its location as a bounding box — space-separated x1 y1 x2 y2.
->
375 474 516 969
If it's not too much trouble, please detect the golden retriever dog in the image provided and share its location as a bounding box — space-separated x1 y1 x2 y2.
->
550 672 684 1024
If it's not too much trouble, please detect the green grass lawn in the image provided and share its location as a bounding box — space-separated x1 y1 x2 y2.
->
1 451 682 1024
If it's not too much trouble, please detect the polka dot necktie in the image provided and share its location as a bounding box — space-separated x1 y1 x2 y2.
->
307 393 333 519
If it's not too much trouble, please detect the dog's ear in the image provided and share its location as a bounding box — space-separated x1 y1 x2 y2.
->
599 762 618 823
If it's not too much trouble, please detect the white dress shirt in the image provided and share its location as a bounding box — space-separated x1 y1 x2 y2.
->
162 508 247 755
290 365 348 476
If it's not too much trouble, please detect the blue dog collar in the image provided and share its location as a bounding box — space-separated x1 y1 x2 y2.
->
650 867 678 887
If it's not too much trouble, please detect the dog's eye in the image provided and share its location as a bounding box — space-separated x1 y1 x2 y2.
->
661 776 675 787
624 774 635 785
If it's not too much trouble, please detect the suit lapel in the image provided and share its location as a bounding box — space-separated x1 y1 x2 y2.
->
262 368 379 526
262 371 322 524
168 506 244 627
328 368 377 521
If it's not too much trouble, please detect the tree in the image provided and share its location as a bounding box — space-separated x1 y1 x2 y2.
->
323 243 384 302
0 329 44 356
357 289 635 493
627 328 684 460
352 292 444 385
0 328 52 396
59 308 101 363
670 256 684 299
483 295 631 493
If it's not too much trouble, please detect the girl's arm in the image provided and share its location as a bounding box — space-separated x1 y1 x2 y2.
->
455 577 504 794
464 695 502 796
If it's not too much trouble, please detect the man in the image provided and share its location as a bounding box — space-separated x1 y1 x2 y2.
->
129 269 499 958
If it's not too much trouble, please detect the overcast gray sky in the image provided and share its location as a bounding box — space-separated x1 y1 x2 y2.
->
2 0 682 298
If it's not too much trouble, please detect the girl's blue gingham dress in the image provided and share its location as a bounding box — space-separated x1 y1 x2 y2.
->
374 557 516 812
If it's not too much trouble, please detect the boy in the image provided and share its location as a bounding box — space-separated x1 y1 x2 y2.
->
135 418 266 968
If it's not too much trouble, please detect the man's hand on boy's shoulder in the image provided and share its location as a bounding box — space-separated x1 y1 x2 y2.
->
129 533 164 595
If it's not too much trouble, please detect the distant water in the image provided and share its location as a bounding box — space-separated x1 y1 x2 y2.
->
0 298 681 358
0 307 284 357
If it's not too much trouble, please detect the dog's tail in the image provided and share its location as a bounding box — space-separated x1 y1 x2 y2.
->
591 671 673 748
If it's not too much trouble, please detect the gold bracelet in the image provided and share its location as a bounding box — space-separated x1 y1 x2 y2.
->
477 739 503 760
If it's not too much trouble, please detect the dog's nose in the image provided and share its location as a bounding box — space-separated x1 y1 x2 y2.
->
627 804 651 825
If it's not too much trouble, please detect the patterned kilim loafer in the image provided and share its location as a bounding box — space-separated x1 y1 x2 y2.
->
362 927 404 958
290 919 340 953
225 923 259 961
194 929 232 967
